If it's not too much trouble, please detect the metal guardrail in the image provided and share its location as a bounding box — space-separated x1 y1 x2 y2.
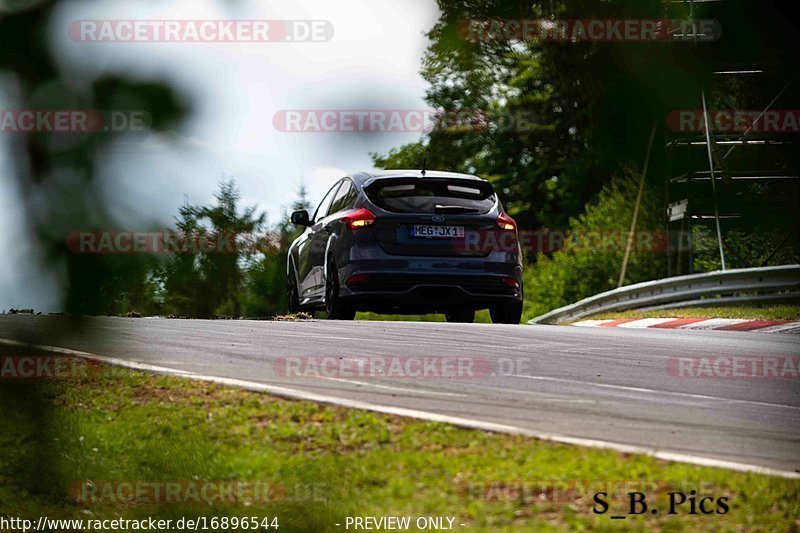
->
528 265 800 325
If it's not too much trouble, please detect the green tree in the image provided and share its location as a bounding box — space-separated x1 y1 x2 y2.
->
523 171 666 320
240 184 311 317
161 180 266 317
161 203 205 316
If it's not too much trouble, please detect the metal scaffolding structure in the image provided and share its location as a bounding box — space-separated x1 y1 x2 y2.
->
663 0 800 276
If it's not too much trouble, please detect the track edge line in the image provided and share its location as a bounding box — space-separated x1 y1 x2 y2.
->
2 337 798 480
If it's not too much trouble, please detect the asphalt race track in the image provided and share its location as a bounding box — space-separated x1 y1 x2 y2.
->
1 315 798 474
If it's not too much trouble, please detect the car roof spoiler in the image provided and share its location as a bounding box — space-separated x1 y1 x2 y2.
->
362 175 494 195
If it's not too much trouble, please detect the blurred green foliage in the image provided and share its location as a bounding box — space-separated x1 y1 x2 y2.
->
522 171 666 320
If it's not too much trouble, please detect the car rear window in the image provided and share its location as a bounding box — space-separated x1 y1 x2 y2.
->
365 178 496 214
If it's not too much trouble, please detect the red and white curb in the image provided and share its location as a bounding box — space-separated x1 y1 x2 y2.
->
572 318 800 333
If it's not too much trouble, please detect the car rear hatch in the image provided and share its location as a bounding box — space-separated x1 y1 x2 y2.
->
364 177 499 257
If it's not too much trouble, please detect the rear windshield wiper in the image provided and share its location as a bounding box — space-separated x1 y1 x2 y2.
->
434 205 480 214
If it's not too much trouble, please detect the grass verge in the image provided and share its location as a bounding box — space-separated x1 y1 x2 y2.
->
0 347 797 532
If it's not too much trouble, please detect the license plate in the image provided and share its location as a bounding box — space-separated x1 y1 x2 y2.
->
411 225 465 238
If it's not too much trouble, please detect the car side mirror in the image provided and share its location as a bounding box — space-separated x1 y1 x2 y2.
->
290 209 311 226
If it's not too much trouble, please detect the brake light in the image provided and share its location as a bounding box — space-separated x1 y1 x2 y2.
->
497 212 517 232
341 208 376 230
501 277 520 288
346 274 372 286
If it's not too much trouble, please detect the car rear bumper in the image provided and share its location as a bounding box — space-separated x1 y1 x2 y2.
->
337 258 523 312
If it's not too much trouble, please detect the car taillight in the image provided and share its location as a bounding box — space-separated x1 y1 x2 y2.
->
346 273 372 286
497 212 517 232
341 208 376 230
501 277 520 288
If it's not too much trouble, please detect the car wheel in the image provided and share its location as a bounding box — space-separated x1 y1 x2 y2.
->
445 308 475 323
325 260 356 320
490 302 522 324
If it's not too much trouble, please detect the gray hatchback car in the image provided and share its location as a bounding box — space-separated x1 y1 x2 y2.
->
287 170 523 323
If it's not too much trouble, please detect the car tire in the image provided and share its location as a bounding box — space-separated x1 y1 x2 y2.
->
445 308 475 323
490 301 522 324
325 260 356 320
